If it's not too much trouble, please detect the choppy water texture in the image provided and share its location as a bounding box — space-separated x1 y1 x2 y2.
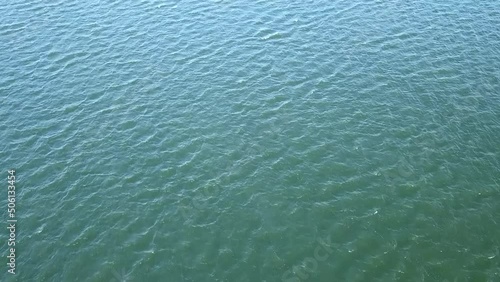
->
1 0 500 281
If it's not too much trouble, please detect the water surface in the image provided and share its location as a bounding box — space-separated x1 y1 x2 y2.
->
1 0 500 281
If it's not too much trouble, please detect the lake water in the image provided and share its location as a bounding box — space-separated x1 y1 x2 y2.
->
1 0 499 281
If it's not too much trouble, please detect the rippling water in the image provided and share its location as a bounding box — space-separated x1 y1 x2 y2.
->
1 0 500 281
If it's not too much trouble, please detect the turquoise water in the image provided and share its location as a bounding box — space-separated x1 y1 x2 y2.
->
1 0 500 281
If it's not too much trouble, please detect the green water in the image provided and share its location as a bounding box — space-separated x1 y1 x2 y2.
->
1 0 500 281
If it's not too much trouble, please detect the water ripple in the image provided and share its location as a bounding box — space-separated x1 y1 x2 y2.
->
1 0 500 281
